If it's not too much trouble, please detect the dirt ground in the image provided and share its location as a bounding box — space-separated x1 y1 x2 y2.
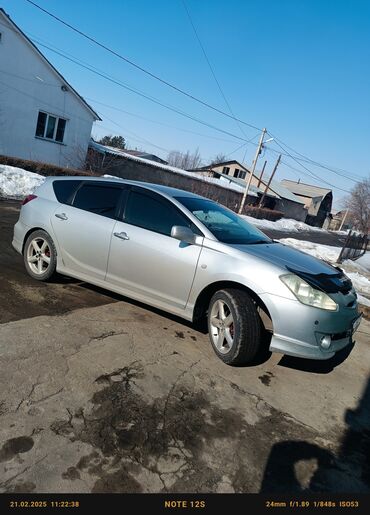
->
0 200 369 493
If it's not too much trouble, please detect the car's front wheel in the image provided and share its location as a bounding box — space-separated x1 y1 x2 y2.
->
207 288 261 365
23 230 57 281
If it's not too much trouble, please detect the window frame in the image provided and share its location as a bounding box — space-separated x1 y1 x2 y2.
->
70 181 128 220
52 179 82 205
121 186 204 238
35 111 68 144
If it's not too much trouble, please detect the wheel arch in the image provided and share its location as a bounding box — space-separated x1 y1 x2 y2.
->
22 227 56 255
192 281 273 331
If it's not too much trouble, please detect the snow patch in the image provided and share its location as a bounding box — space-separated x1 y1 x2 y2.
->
279 238 341 262
355 252 370 272
345 272 370 297
0 165 45 199
241 215 327 233
357 295 370 307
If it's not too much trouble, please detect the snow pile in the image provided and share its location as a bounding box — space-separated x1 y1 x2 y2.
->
279 238 341 262
357 295 370 307
242 215 326 233
345 272 370 296
0 165 45 199
355 252 370 271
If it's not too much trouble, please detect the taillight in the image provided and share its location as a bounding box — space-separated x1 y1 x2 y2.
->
22 194 37 206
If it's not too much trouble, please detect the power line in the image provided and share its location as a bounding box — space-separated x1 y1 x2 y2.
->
0 62 238 143
95 113 171 154
0 68 59 87
180 0 247 138
272 144 351 194
224 132 261 159
24 0 262 132
6 7 362 189
31 38 250 143
85 98 237 143
33 37 354 193
267 131 363 182
268 131 365 179
0 77 93 126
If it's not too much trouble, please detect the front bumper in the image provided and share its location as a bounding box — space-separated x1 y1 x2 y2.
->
260 292 361 360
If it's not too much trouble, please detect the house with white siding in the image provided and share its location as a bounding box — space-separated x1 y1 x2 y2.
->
0 8 100 168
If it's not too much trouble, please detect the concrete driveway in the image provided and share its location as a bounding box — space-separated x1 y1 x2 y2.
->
0 201 369 493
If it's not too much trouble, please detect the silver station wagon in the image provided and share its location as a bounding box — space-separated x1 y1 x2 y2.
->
12 177 361 365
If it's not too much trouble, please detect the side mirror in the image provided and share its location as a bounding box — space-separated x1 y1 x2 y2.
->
171 225 197 245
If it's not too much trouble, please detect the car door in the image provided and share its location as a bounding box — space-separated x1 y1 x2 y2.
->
51 181 125 281
106 187 203 310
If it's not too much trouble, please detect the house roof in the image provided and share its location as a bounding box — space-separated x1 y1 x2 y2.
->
262 178 306 204
121 149 168 164
199 161 304 204
0 8 101 121
215 172 271 197
280 179 331 198
123 150 150 157
195 160 247 171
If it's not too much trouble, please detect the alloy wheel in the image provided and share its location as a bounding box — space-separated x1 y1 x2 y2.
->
209 299 235 354
27 237 51 275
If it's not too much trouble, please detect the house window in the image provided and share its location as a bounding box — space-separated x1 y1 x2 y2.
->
234 168 240 178
239 171 246 179
222 166 230 175
35 111 67 143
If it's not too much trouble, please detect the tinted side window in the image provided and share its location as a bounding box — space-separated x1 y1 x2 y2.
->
53 180 81 204
124 191 200 236
73 184 123 219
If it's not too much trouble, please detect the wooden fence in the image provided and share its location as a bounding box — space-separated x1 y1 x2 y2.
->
337 230 369 263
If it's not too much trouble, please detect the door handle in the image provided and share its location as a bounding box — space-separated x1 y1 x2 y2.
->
55 213 68 220
114 231 129 240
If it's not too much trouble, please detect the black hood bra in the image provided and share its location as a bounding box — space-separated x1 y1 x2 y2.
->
286 266 353 294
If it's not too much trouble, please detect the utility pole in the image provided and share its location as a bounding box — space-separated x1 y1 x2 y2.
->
238 127 266 214
257 160 267 188
258 154 281 208
338 207 349 231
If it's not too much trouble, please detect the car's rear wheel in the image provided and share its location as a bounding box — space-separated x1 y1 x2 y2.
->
208 288 261 365
23 230 57 281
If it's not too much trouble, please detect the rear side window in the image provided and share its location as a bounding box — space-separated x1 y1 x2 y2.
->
53 180 81 204
72 184 123 219
124 190 201 236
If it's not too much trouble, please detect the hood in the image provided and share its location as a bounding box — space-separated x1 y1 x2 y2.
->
230 241 338 275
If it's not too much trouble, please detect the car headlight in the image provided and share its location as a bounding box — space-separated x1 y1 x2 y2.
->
280 274 338 311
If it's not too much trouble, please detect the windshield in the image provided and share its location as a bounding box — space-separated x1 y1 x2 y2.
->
175 197 273 245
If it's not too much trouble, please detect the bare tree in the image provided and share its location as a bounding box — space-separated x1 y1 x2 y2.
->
167 148 203 170
210 153 228 165
344 175 370 234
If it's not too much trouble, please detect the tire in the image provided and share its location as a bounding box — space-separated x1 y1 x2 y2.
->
207 288 261 365
23 230 57 282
